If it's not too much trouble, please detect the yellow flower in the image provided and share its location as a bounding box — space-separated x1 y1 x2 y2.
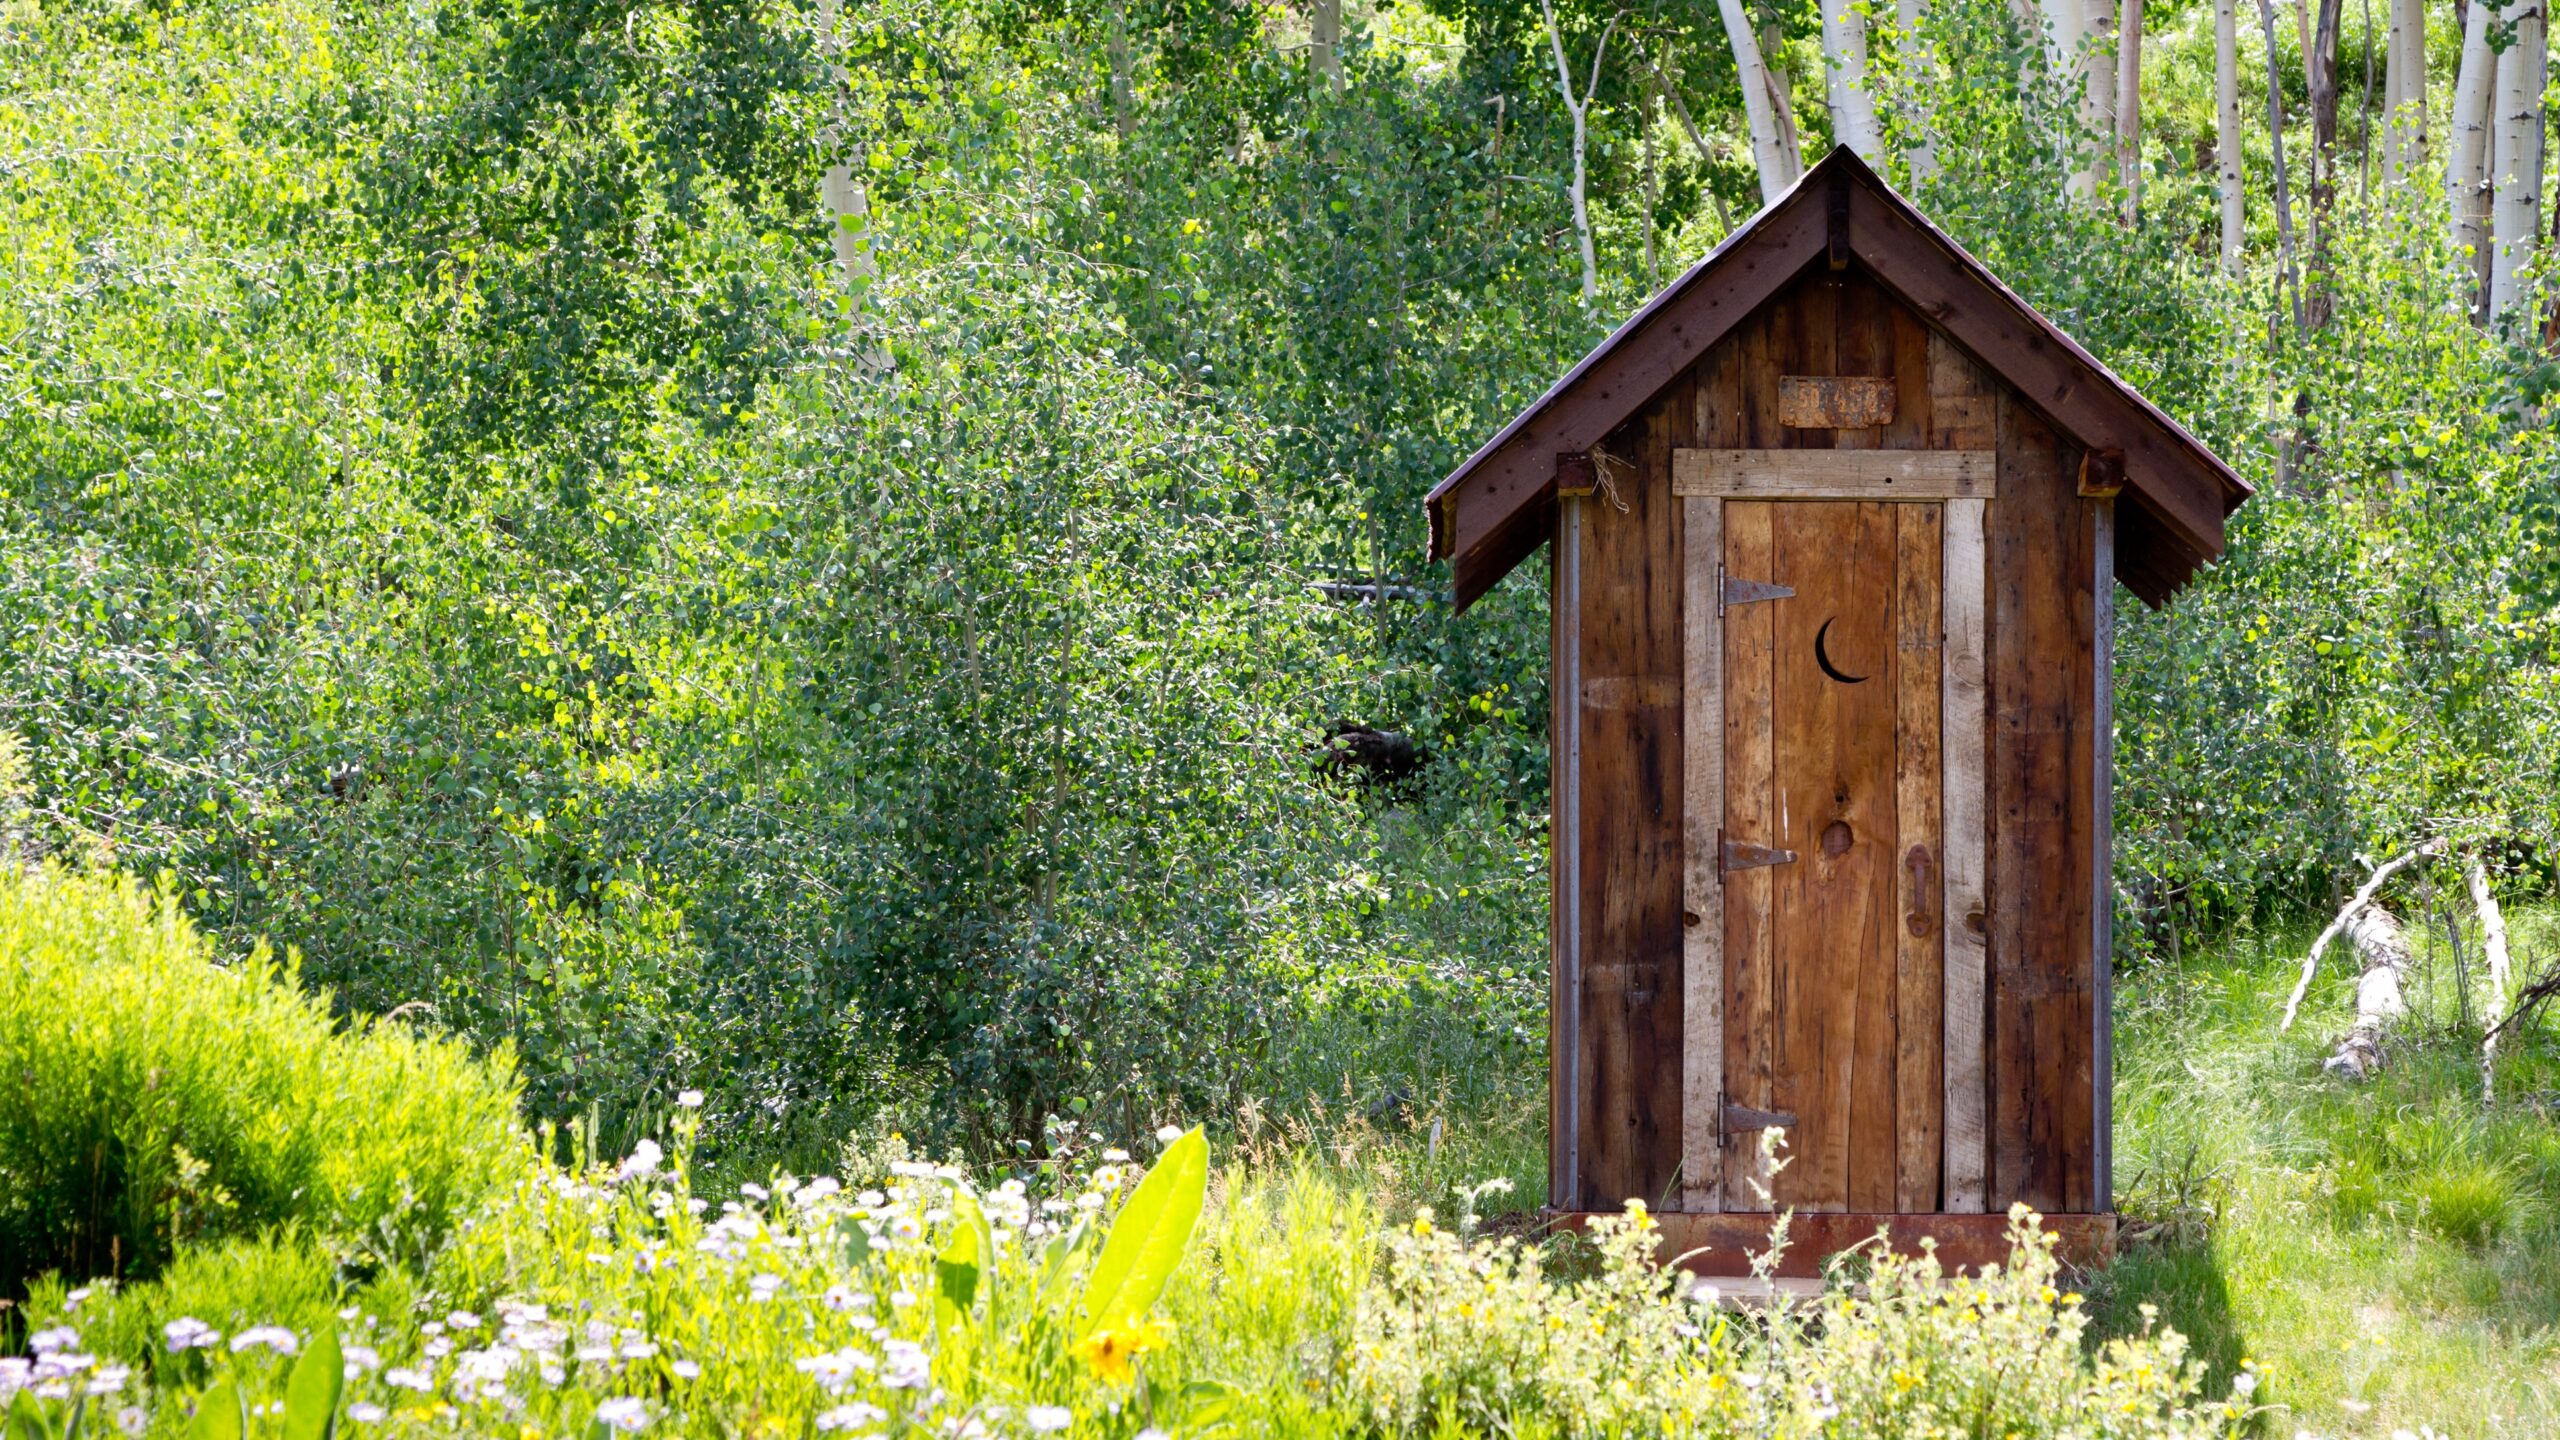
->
1411 1207 1435 1237
1073 1318 1172 1384
1707 1374 1728 1392
1893 1369 1921 1392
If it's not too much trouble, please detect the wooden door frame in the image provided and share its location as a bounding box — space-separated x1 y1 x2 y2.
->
1676 451 1994 1216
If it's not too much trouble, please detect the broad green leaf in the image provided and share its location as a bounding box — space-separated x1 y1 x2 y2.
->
6 1390 54 1440
1077 1126 1207 1340
935 1192 983 1319
183 1382 243 1440
282 1328 343 1440
841 1214 873 1266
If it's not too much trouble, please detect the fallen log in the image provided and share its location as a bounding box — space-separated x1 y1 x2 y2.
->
2280 838 2444 1032
2324 901 2416 1080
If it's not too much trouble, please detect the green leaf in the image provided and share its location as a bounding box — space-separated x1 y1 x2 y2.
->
935 1193 983 1318
1077 1126 1208 1340
282 1328 343 1440
1181 1378 1242 1430
183 1382 244 1440
841 1214 873 1266
7 1390 55 1440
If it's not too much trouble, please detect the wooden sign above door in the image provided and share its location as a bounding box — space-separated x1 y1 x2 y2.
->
1778 375 1897 429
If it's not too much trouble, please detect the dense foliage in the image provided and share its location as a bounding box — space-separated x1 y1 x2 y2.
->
2 0 2553 1177
0 867 522 1294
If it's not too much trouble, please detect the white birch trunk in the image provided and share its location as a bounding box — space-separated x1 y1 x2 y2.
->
2324 903 2416 1080
1311 0 1343 94
2385 0 2429 179
1540 0 1619 304
1720 0 1805 202
2218 0 2244 272
2467 851 2513 1099
2490 0 2546 325
1899 0 1944 179
2117 0 2145 214
1823 0 1885 158
2449 0 2496 269
1109 3 1135 134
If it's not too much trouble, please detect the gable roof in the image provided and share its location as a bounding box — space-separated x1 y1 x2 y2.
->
1426 146 2252 611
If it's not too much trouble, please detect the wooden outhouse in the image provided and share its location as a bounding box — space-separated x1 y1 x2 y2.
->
1427 148 2251 1274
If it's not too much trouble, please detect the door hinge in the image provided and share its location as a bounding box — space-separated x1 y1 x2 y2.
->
1718 1090 1800 1148
1718 566 1793 617
1717 829 1799 876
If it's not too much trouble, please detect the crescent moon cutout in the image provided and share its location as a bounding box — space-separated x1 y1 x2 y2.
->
1814 617 1870 685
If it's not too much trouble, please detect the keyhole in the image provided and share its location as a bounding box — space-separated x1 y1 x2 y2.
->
1821 821 1853 856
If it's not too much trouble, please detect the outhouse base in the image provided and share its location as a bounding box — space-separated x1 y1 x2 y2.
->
1543 1210 2117 1277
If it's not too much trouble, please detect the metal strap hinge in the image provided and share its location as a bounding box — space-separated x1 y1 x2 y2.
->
1717 566 1793 617
1717 829 1798 876
1717 1090 1800 1148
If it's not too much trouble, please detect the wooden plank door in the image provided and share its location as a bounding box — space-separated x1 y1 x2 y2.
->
1678 454 1991 1218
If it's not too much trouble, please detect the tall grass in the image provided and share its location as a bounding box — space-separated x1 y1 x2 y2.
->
2099 910 2560 1435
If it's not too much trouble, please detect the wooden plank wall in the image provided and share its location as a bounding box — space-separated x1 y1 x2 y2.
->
1560 259 2103 1217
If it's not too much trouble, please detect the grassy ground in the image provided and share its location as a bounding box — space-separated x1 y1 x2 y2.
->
2097 903 2560 1437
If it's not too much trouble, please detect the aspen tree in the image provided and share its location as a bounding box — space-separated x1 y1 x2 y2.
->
2489 0 2546 324
2448 0 2496 302
1311 0 1343 94
2383 0 2428 179
2217 0 2245 272
2117 0 2144 215
1822 0 1885 157
1538 0 1621 304
1900 0 1943 179
1719 0 1806 201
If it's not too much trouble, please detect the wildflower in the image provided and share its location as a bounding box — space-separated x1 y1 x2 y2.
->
1025 1406 1072 1434
1154 1124 1183 1144
343 1346 382 1377
165 1318 222 1353
385 1369 435 1392
749 1273 785 1302
889 1289 919 1309
1072 1319 1171 1385
28 1328 78 1355
880 1340 931 1391
1411 1207 1435 1237
1102 1149 1130 1164
231 1327 300 1356
348 1404 387 1424
593 1396 650 1432
815 1402 887 1432
794 1348 877 1393
823 1285 862 1312
87 1366 131 1396
677 1089 704 1108
616 1139 664 1184
115 1406 146 1434
670 1361 700 1381
617 1340 658 1360
448 1311 482 1331
64 1289 91 1312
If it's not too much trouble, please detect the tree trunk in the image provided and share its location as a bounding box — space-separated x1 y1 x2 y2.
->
1311 0 1343 94
2256 0 2308 331
2218 0 2245 273
2490 0 2546 326
2117 0 2145 217
1900 0 1944 179
1823 0 1886 157
1720 0 1806 202
1109 3 1135 135
1540 0 1620 305
2467 851 2512 1099
2324 902 2415 1079
2041 0 2093 192
2449 0 2497 302
2384 0 2428 180
2308 0 2345 209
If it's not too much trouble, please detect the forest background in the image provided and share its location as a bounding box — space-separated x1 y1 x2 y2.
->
5 0 2560 1233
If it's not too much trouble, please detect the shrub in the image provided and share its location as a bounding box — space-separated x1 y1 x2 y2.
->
0 867 526 1292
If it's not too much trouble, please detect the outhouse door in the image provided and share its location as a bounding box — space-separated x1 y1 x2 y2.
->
1677 453 1994 1219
